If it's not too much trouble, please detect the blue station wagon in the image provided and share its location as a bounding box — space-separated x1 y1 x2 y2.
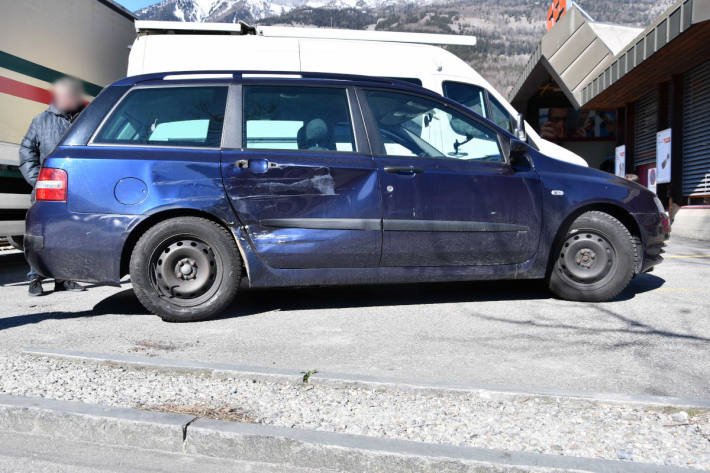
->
24 72 669 321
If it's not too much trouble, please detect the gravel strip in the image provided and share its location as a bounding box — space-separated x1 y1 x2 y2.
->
1 351 708 470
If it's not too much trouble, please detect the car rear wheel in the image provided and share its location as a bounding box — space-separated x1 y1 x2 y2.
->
130 217 241 322
548 211 637 302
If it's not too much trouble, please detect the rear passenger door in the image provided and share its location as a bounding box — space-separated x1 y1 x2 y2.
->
220 83 382 269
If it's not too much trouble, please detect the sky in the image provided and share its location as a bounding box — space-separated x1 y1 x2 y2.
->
114 0 162 12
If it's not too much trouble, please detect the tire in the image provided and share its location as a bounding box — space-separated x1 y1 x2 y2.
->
548 211 638 302
129 217 241 322
7 235 23 251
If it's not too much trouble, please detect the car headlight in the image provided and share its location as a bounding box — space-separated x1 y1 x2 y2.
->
653 196 665 213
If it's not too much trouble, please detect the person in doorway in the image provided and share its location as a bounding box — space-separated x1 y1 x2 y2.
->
19 77 87 296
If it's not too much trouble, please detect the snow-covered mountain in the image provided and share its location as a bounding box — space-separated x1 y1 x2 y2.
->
136 0 403 23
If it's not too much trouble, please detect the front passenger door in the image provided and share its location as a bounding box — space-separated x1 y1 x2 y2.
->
361 88 543 267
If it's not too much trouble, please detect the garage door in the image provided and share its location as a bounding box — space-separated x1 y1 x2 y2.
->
634 91 658 167
683 61 710 197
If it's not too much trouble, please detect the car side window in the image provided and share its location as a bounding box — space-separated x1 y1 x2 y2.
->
94 86 227 147
487 95 514 134
364 89 503 163
243 86 355 152
442 81 487 119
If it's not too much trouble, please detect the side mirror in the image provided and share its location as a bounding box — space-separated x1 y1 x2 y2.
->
515 113 527 142
509 139 531 169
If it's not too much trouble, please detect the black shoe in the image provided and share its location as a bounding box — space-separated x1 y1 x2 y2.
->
28 279 44 297
54 280 86 292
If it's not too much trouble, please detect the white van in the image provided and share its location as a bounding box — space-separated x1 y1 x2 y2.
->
128 22 587 166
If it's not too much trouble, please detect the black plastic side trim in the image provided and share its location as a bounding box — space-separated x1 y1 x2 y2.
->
260 218 528 233
384 220 528 232
260 218 381 231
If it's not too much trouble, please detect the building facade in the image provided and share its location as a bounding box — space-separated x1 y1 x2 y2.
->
512 0 710 238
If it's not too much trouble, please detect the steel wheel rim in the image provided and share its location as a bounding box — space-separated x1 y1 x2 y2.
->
149 235 222 307
557 230 617 286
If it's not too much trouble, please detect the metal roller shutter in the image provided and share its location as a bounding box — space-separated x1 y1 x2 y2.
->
682 61 710 197
634 91 658 166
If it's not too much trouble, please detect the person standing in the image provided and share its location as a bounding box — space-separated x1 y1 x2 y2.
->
19 77 87 296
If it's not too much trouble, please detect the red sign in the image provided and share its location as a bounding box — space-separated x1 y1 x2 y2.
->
546 0 567 30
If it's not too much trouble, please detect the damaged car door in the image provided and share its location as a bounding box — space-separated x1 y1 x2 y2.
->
221 83 381 269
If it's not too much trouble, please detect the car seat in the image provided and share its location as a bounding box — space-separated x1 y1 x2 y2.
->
297 118 334 151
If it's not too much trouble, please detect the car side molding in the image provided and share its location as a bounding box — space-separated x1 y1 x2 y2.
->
260 218 528 233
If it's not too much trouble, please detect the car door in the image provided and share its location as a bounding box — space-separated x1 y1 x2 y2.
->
220 83 381 269
359 88 542 267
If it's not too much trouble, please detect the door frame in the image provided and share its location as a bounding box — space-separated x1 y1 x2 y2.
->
220 81 372 155
353 86 513 165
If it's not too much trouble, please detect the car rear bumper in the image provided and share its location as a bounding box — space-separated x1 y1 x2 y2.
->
633 211 670 273
24 202 134 285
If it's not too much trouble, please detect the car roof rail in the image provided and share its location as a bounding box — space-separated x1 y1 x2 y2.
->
114 70 421 89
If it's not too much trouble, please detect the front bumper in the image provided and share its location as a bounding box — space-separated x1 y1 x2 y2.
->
24 202 136 285
633 211 670 273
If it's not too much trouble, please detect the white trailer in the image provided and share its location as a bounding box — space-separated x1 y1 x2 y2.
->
0 0 135 245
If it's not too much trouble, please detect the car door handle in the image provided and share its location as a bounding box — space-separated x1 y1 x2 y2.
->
384 166 423 175
236 159 278 172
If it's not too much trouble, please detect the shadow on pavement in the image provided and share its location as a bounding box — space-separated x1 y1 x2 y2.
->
1 272 667 329
0 252 29 286
214 273 666 320
0 289 146 331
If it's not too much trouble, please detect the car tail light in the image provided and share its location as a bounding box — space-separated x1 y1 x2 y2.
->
36 168 67 201
661 215 672 234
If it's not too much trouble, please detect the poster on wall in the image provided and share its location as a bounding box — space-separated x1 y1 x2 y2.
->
615 145 626 177
656 128 672 183
648 168 657 194
538 108 616 140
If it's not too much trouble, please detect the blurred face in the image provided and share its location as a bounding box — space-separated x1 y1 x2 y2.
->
52 82 83 112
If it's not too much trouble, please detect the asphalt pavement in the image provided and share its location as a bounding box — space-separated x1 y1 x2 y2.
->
0 236 708 399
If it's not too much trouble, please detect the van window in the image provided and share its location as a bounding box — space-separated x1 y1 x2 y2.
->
442 82 487 118
94 86 227 147
365 89 503 163
487 95 514 134
243 86 355 152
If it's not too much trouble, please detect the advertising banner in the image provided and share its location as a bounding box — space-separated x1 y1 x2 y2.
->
615 145 626 177
656 128 671 183
648 167 657 194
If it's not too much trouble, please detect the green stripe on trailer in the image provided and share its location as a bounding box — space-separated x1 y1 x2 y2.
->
0 169 24 179
0 50 102 97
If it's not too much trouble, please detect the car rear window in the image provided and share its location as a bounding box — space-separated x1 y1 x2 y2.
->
93 86 228 148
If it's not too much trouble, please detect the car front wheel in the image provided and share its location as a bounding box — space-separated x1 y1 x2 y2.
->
548 211 638 302
130 217 241 322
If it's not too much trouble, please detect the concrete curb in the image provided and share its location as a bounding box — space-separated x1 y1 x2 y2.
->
0 394 703 473
24 346 710 409
0 393 191 453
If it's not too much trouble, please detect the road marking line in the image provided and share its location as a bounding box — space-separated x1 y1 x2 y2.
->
664 254 710 259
